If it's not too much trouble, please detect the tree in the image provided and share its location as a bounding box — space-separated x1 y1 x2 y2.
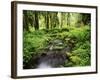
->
67 13 71 27
76 13 91 27
81 13 91 25
60 12 64 28
48 12 59 29
45 11 50 29
34 11 39 30
23 10 30 31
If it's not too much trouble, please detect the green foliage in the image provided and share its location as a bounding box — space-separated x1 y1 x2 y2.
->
23 30 49 64
64 26 91 66
68 26 90 42
23 25 91 68
70 56 81 65
69 35 90 66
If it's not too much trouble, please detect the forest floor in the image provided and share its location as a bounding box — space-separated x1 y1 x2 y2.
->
23 26 91 69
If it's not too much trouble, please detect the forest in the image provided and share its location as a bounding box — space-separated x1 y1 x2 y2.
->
23 10 91 69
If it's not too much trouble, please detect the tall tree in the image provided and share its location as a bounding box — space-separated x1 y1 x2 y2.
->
67 13 71 27
23 10 30 31
60 13 63 28
60 12 66 28
34 11 39 30
45 11 49 29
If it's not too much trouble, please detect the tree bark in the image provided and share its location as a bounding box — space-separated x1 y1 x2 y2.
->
34 11 39 30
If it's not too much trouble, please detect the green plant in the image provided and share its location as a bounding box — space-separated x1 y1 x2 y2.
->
23 26 91 68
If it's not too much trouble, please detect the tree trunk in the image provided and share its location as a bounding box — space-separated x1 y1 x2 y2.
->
45 12 49 29
34 11 39 30
67 13 70 27
23 10 29 31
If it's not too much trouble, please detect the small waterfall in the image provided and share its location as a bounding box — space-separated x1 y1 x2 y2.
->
37 62 52 69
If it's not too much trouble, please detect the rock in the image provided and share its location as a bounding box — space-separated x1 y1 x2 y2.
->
53 39 63 44
48 39 64 50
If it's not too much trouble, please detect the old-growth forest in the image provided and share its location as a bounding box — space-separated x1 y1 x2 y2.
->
23 10 91 69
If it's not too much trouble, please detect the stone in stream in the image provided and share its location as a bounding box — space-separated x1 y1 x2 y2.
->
53 39 63 46
48 39 64 50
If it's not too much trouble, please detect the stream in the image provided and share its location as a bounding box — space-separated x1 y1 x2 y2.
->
24 39 72 69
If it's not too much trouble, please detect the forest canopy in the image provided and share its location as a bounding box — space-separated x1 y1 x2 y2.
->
23 10 91 69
